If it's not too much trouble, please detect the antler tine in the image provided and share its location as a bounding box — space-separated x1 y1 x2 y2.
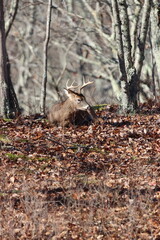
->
66 79 80 90
80 79 94 92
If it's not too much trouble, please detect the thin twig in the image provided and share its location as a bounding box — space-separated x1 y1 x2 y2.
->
47 137 67 150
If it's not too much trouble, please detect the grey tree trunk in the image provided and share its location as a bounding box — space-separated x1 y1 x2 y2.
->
134 0 151 78
111 0 151 112
40 0 52 114
0 0 20 118
150 0 160 94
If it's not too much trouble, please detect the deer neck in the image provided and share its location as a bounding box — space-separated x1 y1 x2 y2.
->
65 98 76 112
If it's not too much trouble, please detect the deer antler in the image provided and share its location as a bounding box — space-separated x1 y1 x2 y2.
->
65 79 93 93
79 79 93 93
65 79 80 91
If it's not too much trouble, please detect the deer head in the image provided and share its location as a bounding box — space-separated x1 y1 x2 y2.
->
48 80 96 127
63 79 94 111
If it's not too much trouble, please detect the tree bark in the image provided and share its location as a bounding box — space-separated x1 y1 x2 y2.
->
112 0 139 112
0 1 8 117
135 0 151 78
40 0 52 114
0 0 20 118
111 0 128 109
150 0 160 81
5 0 19 38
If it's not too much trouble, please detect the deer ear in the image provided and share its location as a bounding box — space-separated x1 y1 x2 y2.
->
64 88 74 98
64 88 68 95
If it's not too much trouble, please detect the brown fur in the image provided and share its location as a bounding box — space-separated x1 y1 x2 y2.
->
48 89 96 127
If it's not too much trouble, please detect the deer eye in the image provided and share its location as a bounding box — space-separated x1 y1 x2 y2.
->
77 98 81 103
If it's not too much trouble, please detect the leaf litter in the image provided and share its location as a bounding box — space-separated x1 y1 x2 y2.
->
0 103 160 240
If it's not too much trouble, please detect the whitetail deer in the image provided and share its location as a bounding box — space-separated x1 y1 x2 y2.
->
48 80 97 127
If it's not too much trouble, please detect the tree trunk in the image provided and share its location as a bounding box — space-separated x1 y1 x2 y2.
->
111 0 128 110
119 0 139 112
0 0 20 118
112 0 139 112
0 2 8 117
134 0 151 78
40 0 52 114
150 0 160 81
111 0 151 112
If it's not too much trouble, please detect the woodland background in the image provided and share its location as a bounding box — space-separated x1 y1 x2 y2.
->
0 1 160 240
2 0 160 115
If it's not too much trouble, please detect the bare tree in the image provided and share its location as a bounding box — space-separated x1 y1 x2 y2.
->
40 0 52 114
111 0 151 112
5 1 159 114
150 0 160 99
0 0 20 118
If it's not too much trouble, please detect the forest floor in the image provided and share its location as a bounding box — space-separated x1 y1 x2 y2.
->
0 101 160 240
